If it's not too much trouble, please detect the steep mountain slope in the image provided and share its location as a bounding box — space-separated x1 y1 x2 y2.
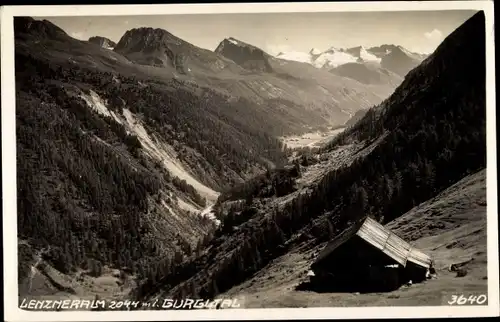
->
345 46 382 63
15 16 294 301
114 28 243 75
222 169 487 308
377 45 424 77
15 22 214 302
138 10 486 305
88 36 116 50
14 18 137 75
15 17 292 192
221 39 400 124
277 44 426 77
215 37 274 73
344 109 368 128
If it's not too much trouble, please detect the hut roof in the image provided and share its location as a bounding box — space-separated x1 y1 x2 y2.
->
313 216 432 269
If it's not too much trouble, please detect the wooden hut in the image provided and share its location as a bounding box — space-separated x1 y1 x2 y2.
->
309 216 432 292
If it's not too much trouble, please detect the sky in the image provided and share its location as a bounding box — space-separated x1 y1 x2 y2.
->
40 10 477 55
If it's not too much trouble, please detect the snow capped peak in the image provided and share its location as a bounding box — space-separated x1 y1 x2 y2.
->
227 37 240 45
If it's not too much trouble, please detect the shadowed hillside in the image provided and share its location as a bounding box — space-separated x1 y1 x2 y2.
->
15 13 401 304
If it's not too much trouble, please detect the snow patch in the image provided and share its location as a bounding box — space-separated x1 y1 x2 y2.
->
200 205 221 226
228 38 239 45
276 51 313 64
325 46 343 53
121 108 220 202
314 51 358 68
397 45 412 56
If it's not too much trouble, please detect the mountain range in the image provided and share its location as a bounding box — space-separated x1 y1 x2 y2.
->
277 45 426 73
276 45 428 86
110 29 424 125
13 10 487 308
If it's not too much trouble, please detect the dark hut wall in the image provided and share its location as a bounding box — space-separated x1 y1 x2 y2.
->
312 235 400 274
307 216 432 292
310 235 429 292
403 262 428 283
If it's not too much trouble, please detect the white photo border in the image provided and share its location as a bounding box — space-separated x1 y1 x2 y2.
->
2 1 498 321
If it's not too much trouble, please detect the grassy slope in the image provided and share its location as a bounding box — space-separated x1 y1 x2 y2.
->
222 169 487 308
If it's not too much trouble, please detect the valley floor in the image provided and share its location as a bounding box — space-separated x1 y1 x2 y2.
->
222 169 488 308
281 127 346 149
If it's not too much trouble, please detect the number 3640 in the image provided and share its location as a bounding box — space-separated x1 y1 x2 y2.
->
448 294 487 305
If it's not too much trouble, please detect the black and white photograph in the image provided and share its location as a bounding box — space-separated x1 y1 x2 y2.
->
1 1 498 320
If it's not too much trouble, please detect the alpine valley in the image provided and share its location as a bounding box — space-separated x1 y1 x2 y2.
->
14 11 487 308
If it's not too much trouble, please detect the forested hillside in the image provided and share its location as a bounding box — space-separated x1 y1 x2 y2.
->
137 10 486 303
15 16 292 294
17 13 395 299
16 54 215 285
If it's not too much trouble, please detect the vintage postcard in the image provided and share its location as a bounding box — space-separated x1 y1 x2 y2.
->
1 1 498 321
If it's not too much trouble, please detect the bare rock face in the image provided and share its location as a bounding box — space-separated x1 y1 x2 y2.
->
215 37 274 73
113 28 191 74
